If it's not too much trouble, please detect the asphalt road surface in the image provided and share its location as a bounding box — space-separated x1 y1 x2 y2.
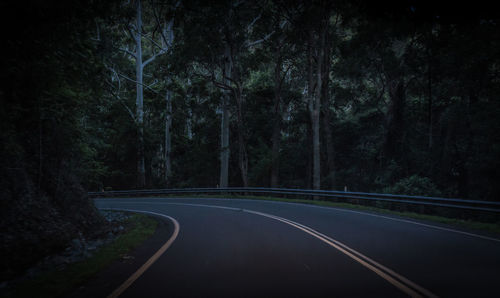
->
94 197 500 297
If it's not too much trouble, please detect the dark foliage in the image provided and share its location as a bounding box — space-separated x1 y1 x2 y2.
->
0 0 112 279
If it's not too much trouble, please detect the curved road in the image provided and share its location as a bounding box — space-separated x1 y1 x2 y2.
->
94 197 500 297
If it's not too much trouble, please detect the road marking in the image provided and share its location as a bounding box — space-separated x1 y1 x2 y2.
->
248 210 438 298
101 208 180 298
100 202 437 297
205 198 500 243
96 197 500 243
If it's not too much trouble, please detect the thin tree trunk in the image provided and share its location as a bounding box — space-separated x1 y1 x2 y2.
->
308 28 322 193
427 52 433 149
237 129 248 187
229 52 248 187
165 89 172 185
219 95 230 188
306 121 312 189
270 111 280 188
135 0 146 188
426 27 434 150
235 90 249 187
305 29 321 197
321 24 335 189
163 13 175 186
271 45 282 188
323 104 335 189
219 44 231 188
384 79 405 160
311 105 320 192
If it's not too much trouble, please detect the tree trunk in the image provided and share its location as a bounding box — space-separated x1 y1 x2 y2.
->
427 53 433 149
235 90 249 187
307 28 322 193
135 0 146 188
165 89 172 185
164 14 175 186
219 93 230 188
384 79 405 160
311 105 320 192
270 112 280 188
225 36 248 188
237 128 248 187
321 23 335 189
322 104 335 189
306 121 312 189
426 28 434 150
219 44 231 188
270 47 282 188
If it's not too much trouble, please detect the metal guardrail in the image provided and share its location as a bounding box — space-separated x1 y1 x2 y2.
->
89 187 500 213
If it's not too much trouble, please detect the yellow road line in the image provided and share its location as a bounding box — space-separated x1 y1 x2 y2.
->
100 199 500 243
101 203 438 297
249 210 438 298
104 209 180 298
138 202 437 297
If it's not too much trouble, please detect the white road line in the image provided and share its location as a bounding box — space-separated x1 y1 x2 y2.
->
197 198 500 243
100 202 437 297
96 197 500 243
101 208 180 298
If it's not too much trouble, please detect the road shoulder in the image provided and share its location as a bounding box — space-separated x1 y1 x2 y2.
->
69 213 174 298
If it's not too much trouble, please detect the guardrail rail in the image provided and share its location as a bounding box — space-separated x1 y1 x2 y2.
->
89 187 500 214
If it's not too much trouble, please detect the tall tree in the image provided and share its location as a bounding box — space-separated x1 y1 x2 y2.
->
305 2 333 192
153 1 178 186
186 1 273 187
217 2 273 187
135 0 146 187
103 0 172 187
268 5 294 188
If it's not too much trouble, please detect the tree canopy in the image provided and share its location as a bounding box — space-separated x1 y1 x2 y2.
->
3 0 500 201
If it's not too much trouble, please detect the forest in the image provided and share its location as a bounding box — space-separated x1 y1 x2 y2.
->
1 0 500 277
3 0 500 199
2 0 500 197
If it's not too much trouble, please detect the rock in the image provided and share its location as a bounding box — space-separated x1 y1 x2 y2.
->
1 209 130 289
99 210 131 224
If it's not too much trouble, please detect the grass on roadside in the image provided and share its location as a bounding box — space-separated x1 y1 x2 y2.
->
158 194 500 235
10 213 157 298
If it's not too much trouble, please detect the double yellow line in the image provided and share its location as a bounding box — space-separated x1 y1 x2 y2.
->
103 203 438 297
246 209 438 298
